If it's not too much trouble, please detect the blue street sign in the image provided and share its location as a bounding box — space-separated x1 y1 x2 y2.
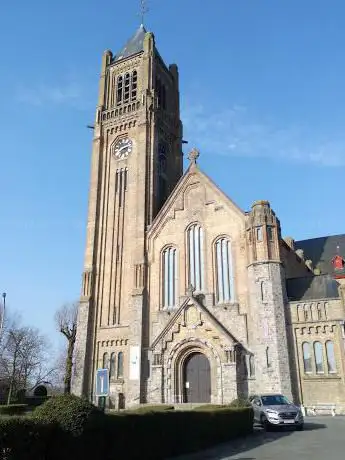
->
95 368 109 397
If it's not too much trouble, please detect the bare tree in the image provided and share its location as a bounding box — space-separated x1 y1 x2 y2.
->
0 325 53 404
55 302 78 394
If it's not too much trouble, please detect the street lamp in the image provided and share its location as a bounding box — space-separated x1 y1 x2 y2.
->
0 292 6 337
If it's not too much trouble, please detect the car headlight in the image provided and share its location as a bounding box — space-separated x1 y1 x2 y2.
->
266 410 279 418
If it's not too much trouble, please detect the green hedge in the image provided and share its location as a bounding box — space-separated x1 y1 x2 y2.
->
0 398 253 460
0 404 28 416
123 404 175 413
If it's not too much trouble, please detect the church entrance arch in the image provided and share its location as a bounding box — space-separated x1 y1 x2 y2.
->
183 352 211 403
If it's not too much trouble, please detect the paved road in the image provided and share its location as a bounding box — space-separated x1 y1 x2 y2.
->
171 417 345 460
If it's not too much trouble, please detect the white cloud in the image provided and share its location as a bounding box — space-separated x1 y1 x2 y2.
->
16 80 91 109
181 103 345 167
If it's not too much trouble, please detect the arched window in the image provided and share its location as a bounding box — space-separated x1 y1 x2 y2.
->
317 303 322 320
102 352 109 369
304 305 309 321
131 71 137 101
117 352 124 378
302 342 312 373
117 76 123 105
162 247 177 308
314 341 324 373
215 237 234 303
124 73 130 102
187 224 204 292
249 356 255 377
326 341 336 373
109 353 116 379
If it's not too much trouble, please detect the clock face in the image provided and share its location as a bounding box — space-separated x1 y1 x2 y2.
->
113 138 133 160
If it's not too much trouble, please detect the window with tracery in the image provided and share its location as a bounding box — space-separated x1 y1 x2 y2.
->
116 71 138 105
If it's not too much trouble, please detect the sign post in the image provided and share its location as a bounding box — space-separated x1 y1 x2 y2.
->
95 368 109 411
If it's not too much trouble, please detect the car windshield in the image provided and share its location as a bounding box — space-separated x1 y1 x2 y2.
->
261 395 291 406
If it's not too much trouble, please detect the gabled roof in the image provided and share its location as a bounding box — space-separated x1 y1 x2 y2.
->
151 294 245 351
295 234 345 275
148 163 245 239
113 25 147 62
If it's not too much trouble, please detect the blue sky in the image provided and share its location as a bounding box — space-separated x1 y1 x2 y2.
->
0 0 344 352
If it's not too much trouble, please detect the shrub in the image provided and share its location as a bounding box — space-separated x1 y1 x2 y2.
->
0 404 28 416
193 404 227 411
34 394 103 436
124 404 175 413
0 416 63 460
90 407 254 458
229 397 252 408
0 405 253 459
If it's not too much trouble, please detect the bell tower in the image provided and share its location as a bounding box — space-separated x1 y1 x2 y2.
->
72 25 183 404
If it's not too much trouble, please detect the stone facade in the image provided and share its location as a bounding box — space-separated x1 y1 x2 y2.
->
71 25 345 411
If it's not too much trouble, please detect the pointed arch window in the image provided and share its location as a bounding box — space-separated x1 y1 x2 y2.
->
116 76 123 105
187 224 204 292
163 247 177 308
117 352 124 378
326 341 336 373
302 342 312 373
109 353 116 379
314 341 324 373
215 237 234 303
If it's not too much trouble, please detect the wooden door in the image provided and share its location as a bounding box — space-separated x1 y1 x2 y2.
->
184 353 211 403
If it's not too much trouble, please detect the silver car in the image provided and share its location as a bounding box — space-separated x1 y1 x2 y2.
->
251 394 304 430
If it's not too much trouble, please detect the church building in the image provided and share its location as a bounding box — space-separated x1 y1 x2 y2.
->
72 25 345 411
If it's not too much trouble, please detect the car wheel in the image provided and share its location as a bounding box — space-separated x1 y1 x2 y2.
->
261 415 270 431
296 424 304 431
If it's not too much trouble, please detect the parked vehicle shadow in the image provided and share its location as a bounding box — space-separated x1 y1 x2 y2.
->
169 421 326 460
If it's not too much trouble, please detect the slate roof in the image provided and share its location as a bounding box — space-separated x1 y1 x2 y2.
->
295 234 345 275
286 274 340 301
113 25 147 62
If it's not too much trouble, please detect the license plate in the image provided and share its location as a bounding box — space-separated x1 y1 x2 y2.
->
283 420 295 424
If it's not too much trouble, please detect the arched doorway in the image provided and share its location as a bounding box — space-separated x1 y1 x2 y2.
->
183 352 211 403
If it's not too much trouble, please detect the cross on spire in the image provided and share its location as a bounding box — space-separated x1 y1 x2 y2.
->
139 0 149 26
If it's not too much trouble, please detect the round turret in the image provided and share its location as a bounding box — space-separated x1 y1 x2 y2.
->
246 200 281 264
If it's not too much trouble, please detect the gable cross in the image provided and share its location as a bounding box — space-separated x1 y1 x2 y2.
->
187 148 200 165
